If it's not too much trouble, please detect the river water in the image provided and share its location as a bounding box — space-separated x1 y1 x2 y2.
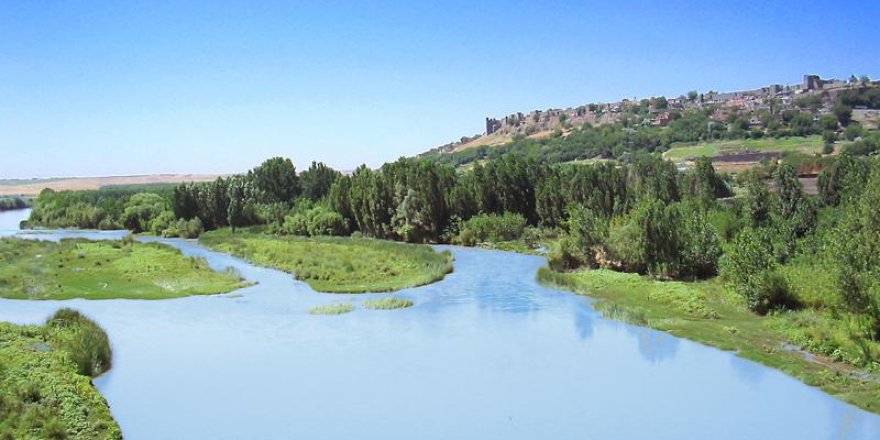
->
0 209 878 439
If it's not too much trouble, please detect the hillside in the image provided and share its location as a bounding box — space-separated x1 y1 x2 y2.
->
419 74 880 169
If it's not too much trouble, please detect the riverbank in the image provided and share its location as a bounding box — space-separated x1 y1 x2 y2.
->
0 237 248 300
537 268 880 414
0 309 121 439
199 228 453 293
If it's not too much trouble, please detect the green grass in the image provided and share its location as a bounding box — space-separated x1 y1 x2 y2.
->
362 297 414 310
537 267 880 414
0 309 121 439
0 237 249 300
309 303 356 315
199 228 453 293
663 135 823 162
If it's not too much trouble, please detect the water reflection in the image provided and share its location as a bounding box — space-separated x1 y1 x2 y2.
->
0 232 877 439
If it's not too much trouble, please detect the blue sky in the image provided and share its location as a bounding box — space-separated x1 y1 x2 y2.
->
1 1 878 178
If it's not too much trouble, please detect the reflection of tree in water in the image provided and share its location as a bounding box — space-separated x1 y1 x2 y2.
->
573 308 595 341
827 400 872 440
628 326 680 364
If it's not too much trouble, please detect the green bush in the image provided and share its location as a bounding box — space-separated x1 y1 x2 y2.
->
720 228 798 314
46 308 112 377
163 217 204 238
281 206 348 237
456 212 526 246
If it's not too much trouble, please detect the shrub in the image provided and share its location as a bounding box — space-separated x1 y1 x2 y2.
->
46 309 112 377
456 212 526 246
281 206 348 236
163 217 204 238
720 228 798 314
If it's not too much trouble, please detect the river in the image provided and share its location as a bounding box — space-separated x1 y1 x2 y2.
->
0 209 878 439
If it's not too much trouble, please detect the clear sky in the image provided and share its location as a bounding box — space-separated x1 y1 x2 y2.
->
1 1 878 178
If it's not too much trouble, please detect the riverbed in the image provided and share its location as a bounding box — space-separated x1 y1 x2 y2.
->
0 209 878 439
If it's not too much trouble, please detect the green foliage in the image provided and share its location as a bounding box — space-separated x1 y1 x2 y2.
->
300 161 341 201
162 217 205 238
605 200 720 279
47 309 112 377
548 204 607 271
0 237 245 299
719 228 797 314
122 192 166 232
0 312 121 439
536 268 880 413
456 212 526 246
682 156 731 208
250 156 300 204
309 303 355 315
26 187 169 230
741 170 772 227
830 162 880 337
362 297 414 310
200 229 453 293
0 197 29 211
281 206 348 237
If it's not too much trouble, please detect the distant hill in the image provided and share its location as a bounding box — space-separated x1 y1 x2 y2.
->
418 74 880 164
0 174 224 197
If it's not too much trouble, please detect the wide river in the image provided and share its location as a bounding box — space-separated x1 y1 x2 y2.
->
1 208 879 439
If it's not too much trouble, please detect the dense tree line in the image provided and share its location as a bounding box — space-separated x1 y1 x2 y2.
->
0 197 29 211
23 149 880 348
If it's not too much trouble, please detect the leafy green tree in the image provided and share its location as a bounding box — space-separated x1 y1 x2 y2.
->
683 156 730 208
122 193 166 232
719 228 794 314
742 170 771 227
251 157 300 204
327 175 354 225
349 165 393 237
226 175 253 232
536 172 566 227
819 153 870 206
300 161 340 201
831 162 880 337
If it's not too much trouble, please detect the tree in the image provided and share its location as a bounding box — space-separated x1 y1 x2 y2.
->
833 104 853 127
251 157 299 204
742 170 771 227
720 228 794 314
226 175 252 232
122 193 166 232
327 175 354 226
300 161 340 201
536 172 566 227
831 163 880 337
684 156 730 208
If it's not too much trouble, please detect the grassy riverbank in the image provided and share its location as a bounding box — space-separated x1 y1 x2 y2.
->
0 237 248 300
537 268 880 414
0 309 121 439
200 229 453 293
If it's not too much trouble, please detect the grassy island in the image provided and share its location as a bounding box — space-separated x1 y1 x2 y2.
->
538 268 880 414
363 297 414 310
0 309 121 439
199 229 453 293
0 237 248 300
309 303 356 315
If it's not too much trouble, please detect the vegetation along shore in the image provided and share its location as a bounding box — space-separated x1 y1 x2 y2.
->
0 309 120 439
200 228 452 293
12 78 880 414
0 236 248 300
